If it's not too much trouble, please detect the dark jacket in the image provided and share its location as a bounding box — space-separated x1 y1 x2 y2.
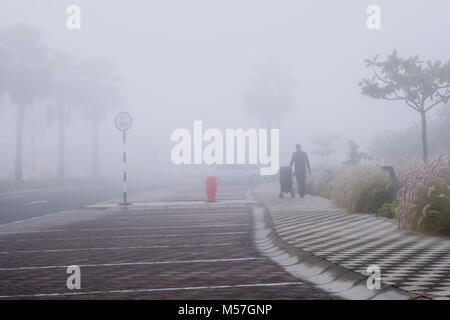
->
289 151 311 175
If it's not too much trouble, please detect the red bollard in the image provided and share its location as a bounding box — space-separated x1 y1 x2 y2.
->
205 176 217 202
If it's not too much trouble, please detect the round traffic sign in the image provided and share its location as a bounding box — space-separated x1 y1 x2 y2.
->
115 112 132 131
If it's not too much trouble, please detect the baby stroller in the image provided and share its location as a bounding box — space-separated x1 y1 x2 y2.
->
279 166 295 198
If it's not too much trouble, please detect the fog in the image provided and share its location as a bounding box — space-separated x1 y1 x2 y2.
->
1 0 449 182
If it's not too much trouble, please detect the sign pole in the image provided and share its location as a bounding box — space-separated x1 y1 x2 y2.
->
123 130 127 205
115 111 132 207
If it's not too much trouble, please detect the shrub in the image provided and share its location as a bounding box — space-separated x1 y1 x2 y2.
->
307 157 450 236
377 200 400 219
329 166 396 214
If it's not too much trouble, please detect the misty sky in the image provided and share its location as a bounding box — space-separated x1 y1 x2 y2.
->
1 0 449 179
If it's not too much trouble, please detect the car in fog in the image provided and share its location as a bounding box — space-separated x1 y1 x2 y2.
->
201 164 261 185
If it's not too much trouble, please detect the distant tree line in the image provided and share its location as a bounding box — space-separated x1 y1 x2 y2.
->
370 105 450 163
0 24 124 181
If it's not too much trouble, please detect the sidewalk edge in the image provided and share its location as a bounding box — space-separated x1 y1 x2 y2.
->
248 189 423 300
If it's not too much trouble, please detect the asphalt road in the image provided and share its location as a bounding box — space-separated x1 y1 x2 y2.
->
0 184 154 225
0 184 330 300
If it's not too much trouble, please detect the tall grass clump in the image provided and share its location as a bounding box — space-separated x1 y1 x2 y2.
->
398 153 450 236
329 166 395 214
307 166 399 214
306 169 334 198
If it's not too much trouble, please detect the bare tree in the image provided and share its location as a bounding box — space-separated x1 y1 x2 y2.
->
359 51 450 162
311 135 339 165
343 140 364 165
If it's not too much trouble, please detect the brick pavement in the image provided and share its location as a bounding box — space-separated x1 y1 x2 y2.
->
0 193 329 300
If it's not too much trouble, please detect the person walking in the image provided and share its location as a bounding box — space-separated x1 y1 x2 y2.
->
289 144 311 198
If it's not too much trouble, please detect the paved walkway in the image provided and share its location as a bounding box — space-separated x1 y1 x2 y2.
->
253 183 450 300
0 185 328 299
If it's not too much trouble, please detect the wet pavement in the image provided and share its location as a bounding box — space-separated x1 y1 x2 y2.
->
0 184 329 299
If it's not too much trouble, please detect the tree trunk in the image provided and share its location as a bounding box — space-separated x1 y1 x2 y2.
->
14 104 25 181
30 121 37 179
57 105 66 180
265 120 275 161
420 111 428 163
92 121 100 178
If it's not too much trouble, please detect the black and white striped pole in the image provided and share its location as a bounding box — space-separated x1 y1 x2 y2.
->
115 112 132 207
122 129 127 204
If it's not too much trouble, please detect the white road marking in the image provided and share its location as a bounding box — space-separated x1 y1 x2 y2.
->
0 257 266 271
79 217 249 226
10 220 25 224
0 282 302 299
25 200 49 206
0 223 250 234
0 210 70 228
0 224 248 235
0 209 248 229
0 191 45 201
79 224 249 231
125 212 248 218
0 229 68 234
0 243 238 254
0 231 247 242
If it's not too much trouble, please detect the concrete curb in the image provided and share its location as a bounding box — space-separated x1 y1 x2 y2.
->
249 194 417 300
82 199 256 210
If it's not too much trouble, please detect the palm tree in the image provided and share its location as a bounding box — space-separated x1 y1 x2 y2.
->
0 25 52 180
72 57 124 177
244 62 296 129
0 41 8 99
47 51 82 180
0 44 8 113
244 62 296 158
